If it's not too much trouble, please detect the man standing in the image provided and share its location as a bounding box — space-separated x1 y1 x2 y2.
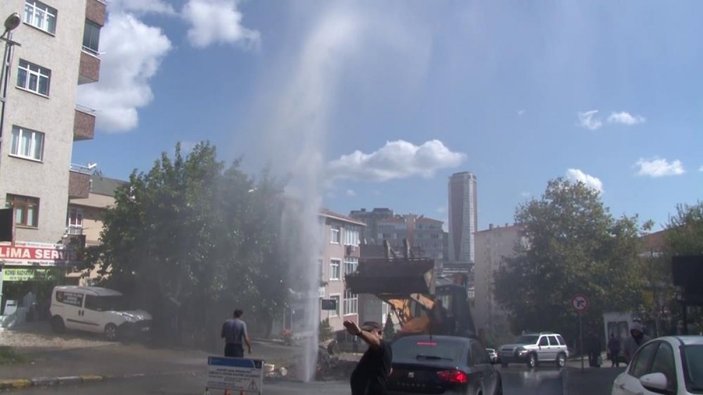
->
344 320 393 395
607 332 622 367
221 309 252 358
623 322 650 363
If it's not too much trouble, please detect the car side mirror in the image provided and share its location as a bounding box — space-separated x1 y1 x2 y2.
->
639 372 668 393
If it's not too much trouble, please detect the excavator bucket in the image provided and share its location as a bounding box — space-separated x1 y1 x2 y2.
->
345 258 435 296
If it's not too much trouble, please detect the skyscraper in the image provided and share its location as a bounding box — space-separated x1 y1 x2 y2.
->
447 172 477 266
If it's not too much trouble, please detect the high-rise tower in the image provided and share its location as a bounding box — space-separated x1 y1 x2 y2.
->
447 172 477 266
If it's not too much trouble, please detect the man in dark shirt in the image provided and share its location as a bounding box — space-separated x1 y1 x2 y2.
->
221 309 252 358
344 320 393 395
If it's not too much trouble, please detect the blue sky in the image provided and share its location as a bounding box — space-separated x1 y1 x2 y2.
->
73 0 702 231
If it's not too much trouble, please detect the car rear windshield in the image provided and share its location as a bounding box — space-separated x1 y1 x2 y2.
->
392 337 466 363
683 345 703 392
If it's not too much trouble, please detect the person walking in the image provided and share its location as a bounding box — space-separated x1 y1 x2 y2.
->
344 320 393 395
607 332 622 367
623 322 650 363
221 309 252 358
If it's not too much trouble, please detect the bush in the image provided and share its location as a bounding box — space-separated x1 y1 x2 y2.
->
0 347 26 365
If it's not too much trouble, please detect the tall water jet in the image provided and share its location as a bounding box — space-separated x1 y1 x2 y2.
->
259 10 363 381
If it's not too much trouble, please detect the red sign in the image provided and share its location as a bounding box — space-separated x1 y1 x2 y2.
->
572 295 589 312
0 244 77 264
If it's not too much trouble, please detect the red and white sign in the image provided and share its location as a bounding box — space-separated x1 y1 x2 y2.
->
571 294 589 312
0 241 78 266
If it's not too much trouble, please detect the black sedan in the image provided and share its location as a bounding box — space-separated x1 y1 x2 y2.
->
388 335 502 395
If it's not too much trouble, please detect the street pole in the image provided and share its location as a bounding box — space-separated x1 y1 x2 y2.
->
579 313 584 372
0 13 22 145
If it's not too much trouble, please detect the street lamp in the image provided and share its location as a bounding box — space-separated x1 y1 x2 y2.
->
0 12 22 143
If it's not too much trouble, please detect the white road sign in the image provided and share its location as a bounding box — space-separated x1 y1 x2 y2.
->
206 356 264 394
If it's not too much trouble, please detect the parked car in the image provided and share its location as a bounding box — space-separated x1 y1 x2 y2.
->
387 335 502 395
611 336 703 395
486 348 499 364
49 286 152 341
499 332 569 368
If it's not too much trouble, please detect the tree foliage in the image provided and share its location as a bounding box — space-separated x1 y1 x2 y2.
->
86 142 288 347
494 178 646 344
665 202 703 255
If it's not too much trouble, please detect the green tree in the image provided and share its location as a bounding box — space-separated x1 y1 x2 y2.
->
494 178 645 344
86 142 287 346
665 202 703 255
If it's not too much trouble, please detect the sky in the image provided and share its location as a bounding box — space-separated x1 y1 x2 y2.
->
73 0 703 232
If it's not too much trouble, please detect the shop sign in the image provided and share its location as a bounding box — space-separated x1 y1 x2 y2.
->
0 241 78 266
2 268 62 282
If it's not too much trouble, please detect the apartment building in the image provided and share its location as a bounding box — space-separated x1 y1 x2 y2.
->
0 0 104 315
473 223 524 344
318 209 364 333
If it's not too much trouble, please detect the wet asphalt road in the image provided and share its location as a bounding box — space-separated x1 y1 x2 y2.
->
12 366 597 395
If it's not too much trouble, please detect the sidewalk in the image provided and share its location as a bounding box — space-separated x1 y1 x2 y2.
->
0 323 332 391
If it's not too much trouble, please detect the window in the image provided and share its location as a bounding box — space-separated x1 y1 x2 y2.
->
344 226 360 246
7 194 39 227
330 226 340 244
330 259 341 280
630 341 658 378
24 0 57 34
343 289 358 315
17 60 51 96
67 207 83 235
539 336 549 346
329 295 340 317
56 291 83 307
82 20 101 54
344 257 358 276
651 343 676 392
10 126 44 161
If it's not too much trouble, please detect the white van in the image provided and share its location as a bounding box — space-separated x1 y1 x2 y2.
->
49 286 152 341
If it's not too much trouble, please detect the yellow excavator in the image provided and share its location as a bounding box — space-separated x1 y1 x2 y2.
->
345 240 476 338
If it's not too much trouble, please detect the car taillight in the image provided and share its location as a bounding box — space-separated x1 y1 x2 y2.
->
436 369 468 384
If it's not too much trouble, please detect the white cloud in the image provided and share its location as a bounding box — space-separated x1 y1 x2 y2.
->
635 158 685 177
328 140 466 182
77 13 172 132
108 0 176 15
345 189 356 197
607 111 646 125
517 109 526 116
565 168 603 193
577 110 603 130
182 0 260 48
699 165 703 172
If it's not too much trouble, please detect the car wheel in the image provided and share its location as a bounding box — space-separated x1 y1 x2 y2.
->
51 316 65 333
527 353 537 369
104 323 119 341
556 353 566 368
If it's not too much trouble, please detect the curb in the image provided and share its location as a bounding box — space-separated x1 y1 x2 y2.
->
0 370 201 392
0 375 105 391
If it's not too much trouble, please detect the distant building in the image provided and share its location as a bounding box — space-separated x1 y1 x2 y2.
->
446 172 478 275
350 208 446 263
473 223 523 344
349 208 394 245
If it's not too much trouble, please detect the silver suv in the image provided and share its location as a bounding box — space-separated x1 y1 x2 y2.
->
499 332 569 368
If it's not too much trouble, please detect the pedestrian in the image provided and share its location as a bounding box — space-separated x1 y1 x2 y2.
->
623 322 650 363
344 320 393 395
586 330 602 367
607 332 621 367
221 309 252 358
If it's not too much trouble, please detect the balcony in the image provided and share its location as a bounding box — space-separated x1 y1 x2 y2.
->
74 106 96 140
78 51 100 84
86 0 106 26
68 165 92 198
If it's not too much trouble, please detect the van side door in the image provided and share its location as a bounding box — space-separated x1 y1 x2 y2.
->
55 290 84 330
